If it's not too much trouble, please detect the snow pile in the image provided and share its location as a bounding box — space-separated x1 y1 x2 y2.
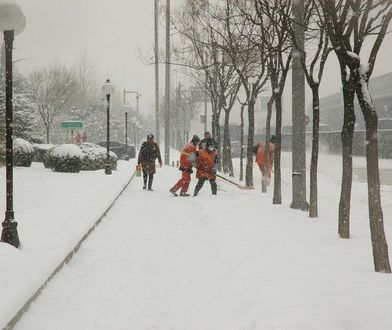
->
51 144 83 159
33 143 55 151
13 138 34 167
13 138 33 153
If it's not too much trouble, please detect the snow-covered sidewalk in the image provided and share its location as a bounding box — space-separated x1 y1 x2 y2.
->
7 152 392 330
0 160 135 329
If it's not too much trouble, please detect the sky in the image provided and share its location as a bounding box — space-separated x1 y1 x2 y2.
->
16 0 158 113
11 0 392 125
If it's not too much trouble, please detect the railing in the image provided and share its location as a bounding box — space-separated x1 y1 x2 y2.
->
280 129 392 158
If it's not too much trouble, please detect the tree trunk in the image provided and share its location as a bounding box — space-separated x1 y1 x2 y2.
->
239 104 245 181
46 126 50 144
309 84 320 218
262 96 274 193
211 103 222 171
222 110 233 176
245 99 255 187
216 116 222 172
356 72 391 273
273 94 283 204
211 100 217 138
338 68 356 239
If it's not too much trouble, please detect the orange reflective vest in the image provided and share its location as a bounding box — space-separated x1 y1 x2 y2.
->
196 149 217 179
256 142 275 166
180 142 197 169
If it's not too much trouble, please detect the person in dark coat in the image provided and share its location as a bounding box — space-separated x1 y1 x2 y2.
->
198 131 218 150
137 134 162 191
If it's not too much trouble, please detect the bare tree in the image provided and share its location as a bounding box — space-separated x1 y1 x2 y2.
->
252 0 293 203
173 0 242 172
30 64 77 143
223 0 270 185
262 95 275 193
72 48 99 109
320 0 392 272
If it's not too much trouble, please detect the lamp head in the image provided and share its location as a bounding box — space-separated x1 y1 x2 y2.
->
101 79 114 96
0 0 26 35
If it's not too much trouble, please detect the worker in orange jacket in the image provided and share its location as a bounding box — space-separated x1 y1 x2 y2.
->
193 141 218 196
169 135 200 196
254 135 277 185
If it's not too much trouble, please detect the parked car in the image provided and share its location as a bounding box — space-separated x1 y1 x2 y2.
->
97 141 136 160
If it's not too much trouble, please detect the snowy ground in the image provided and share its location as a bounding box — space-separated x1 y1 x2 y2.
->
1 150 392 329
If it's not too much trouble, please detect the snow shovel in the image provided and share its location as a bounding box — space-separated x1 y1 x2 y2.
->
216 174 254 190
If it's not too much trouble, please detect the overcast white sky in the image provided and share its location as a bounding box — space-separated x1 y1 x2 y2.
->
12 0 392 123
16 0 158 114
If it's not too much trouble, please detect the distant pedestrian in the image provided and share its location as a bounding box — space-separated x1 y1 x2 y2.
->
81 132 88 143
169 135 200 197
74 132 82 144
253 135 277 185
137 134 162 191
198 131 217 150
193 141 218 196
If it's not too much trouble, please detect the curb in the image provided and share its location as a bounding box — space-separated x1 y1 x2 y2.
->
3 172 136 330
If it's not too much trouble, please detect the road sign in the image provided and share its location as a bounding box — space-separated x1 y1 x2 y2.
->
304 115 310 126
61 121 83 129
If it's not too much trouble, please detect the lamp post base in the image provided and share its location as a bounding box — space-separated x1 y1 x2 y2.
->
1 212 20 248
105 165 112 175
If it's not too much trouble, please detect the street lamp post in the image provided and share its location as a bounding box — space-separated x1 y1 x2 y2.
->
102 79 114 175
0 0 26 248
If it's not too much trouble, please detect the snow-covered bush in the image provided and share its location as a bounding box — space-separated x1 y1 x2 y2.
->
47 144 83 173
33 143 55 163
13 138 34 167
79 143 117 171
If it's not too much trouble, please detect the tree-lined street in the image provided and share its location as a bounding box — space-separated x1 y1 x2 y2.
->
1 0 392 329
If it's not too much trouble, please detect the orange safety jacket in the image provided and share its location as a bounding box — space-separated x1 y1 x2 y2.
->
196 149 217 180
256 142 275 166
180 142 197 169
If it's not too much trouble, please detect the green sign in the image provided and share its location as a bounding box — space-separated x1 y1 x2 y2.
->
61 121 83 129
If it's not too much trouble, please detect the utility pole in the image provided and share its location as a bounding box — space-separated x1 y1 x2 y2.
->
164 0 171 165
178 83 186 144
291 0 308 210
204 72 208 133
154 0 160 144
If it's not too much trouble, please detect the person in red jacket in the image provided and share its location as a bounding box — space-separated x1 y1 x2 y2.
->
137 134 162 191
193 141 218 196
169 135 200 196
74 132 82 144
